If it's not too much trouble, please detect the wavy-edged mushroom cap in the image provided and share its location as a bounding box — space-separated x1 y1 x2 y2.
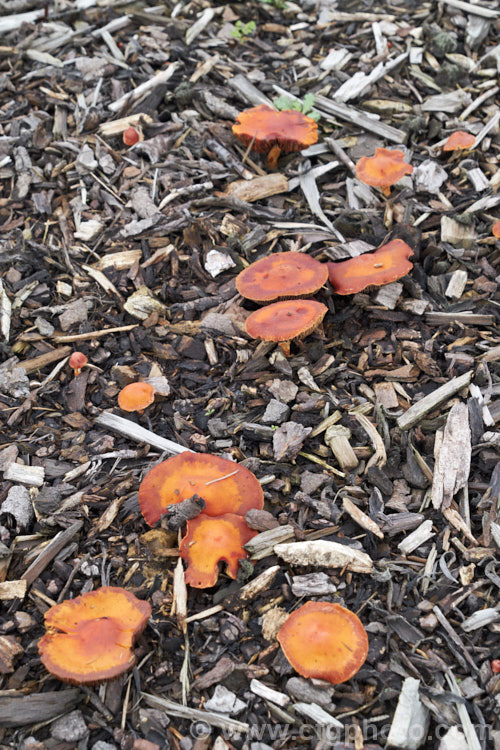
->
118 382 155 413
328 239 414 295
38 587 151 684
245 299 327 346
233 105 318 168
356 148 413 196
138 451 264 527
236 252 328 303
277 601 368 684
492 220 500 239
179 512 257 588
69 352 88 375
442 131 475 152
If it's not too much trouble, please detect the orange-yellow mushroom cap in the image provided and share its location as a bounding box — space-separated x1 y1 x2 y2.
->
327 239 414 295
356 148 413 196
38 587 151 684
138 451 264 527
233 105 318 167
245 299 327 344
277 601 369 684
492 220 500 239
69 352 87 373
179 512 257 588
236 252 328 303
442 131 475 152
118 382 155 413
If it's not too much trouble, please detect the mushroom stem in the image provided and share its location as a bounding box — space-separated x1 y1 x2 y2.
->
279 341 291 357
382 186 391 197
73 368 82 377
267 145 281 169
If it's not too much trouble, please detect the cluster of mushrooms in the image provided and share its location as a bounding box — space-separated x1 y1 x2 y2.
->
38 108 500 690
38 445 369 686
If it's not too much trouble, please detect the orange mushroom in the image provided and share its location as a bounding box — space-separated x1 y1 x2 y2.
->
492 220 500 239
118 382 155 415
138 451 264 527
123 126 141 146
277 601 368 684
442 131 475 152
179 512 257 588
356 148 413 197
327 239 414 295
69 351 88 377
233 104 318 169
38 586 151 684
245 298 327 356
236 252 328 303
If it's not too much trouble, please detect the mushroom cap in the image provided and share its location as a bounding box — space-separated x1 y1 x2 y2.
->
138 451 264 527
442 131 475 152
492 220 500 239
179 512 257 588
233 105 318 155
69 352 88 370
236 252 328 303
38 586 151 684
123 126 140 146
356 148 413 190
277 601 368 684
327 239 414 295
245 299 327 343
118 382 155 412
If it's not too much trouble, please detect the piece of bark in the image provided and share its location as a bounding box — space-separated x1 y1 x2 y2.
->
324 424 358 470
342 496 384 539
0 689 82 728
162 494 206 531
432 402 471 510
397 372 472 431
386 677 429 750
223 173 288 202
274 540 373 574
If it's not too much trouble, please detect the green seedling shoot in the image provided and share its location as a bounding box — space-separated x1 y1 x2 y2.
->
273 92 321 122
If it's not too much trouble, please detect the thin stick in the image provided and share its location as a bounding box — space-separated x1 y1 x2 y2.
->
205 470 239 486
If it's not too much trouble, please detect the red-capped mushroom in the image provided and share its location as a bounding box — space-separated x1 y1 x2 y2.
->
233 104 318 169
118 382 155 415
123 126 141 146
277 601 368 684
138 451 264 527
38 586 151 684
356 148 413 197
245 298 327 356
236 252 328 303
69 352 88 377
492 221 500 239
442 131 475 152
179 512 257 588
327 239 414 295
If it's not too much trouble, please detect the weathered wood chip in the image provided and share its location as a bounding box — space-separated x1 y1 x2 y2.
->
274 540 373 574
432 402 471 510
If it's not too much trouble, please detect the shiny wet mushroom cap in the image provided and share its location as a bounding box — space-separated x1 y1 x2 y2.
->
68 352 88 376
236 252 328 303
118 382 155 414
442 131 475 152
245 298 327 356
179 512 257 588
327 239 414 295
233 104 318 169
138 451 264 527
38 587 151 684
356 148 413 196
277 601 368 684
